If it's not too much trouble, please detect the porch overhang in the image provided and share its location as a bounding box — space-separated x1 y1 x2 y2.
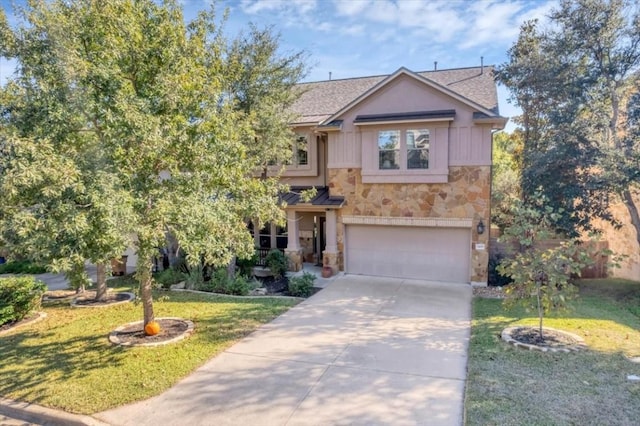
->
280 186 345 209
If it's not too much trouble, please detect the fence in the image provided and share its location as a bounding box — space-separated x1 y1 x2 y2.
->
490 237 610 279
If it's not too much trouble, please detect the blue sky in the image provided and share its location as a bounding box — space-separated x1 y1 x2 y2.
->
1 0 560 131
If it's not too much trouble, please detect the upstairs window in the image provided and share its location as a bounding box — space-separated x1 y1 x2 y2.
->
407 129 429 169
378 129 429 170
378 130 400 169
292 135 308 166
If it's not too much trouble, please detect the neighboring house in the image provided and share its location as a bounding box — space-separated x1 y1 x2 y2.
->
252 65 506 285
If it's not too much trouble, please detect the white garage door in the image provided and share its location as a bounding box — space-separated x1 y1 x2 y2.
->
345 225 471 283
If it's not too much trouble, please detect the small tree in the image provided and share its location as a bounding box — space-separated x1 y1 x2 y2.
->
497 197 592 339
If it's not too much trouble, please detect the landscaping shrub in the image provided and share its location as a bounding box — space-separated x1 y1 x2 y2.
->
288 272 316 297
199 270 258 296
0 276 47 326
153 268 187 289
488 254 513 287
0 260 47 275
237 253 258 277
265 249 288 279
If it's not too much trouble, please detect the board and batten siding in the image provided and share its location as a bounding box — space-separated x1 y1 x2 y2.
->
326 74 493 170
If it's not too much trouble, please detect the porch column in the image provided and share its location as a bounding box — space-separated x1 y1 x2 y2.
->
284 209 302 272
323 209 339 275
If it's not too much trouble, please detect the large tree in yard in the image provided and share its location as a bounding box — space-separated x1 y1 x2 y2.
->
0 0 292 330
497 0 640 241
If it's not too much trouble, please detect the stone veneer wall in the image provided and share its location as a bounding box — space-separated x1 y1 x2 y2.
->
328 166 491 283
589 190 640 281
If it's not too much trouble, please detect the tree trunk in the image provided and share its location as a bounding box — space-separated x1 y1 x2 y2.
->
95 262 107 302
536 279 544 340
622 189 640 247
136 255 155 330
227 255 237 280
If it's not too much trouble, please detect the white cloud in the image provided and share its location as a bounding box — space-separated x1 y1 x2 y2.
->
240 0 317 15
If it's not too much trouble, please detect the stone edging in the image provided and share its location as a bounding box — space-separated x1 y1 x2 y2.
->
170 288 304 301
501 326 588 353
108 317 195 348
71 292 135 308
0 312 47 336
625 355 640 364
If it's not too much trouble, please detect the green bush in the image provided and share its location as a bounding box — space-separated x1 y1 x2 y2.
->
0 276 47 326
265 249 288 279
288 272 316 297
237 253 258 277
0 261 48 275
199 270 258 296
153 268 187 289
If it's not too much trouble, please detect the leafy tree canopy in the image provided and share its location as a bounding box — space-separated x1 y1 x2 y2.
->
0 0 307 326
497 0 640 239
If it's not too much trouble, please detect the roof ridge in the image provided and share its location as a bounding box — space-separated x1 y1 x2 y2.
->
300 65 496 85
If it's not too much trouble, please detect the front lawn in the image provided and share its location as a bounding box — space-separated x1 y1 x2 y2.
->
465 279 640 425
0 277 298 414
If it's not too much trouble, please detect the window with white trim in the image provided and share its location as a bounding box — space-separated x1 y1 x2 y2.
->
378 129 429 170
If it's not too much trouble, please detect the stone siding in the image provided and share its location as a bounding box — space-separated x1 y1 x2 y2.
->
328 166 491 282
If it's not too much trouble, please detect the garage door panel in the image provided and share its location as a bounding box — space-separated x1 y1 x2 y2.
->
346 225 470 283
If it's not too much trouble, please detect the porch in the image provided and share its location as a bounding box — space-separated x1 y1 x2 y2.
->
251 187 343 275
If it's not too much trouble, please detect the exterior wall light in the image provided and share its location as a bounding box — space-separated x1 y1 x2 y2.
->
477 219 485 235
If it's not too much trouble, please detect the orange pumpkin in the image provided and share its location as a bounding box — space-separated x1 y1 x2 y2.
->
144 321 161 336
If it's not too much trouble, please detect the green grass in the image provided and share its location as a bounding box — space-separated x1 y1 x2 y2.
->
465 279 640 425
0 277 298 414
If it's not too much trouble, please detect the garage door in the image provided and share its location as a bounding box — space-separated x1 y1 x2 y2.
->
345 225 470 282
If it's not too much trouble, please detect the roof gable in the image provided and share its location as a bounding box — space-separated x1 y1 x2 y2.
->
291 66 501 125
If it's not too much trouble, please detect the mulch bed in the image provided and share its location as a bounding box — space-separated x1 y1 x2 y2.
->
259 276 289 294
109 318 193 347
511 327 581 347
502 326 587 352
112 319 188 344
73 292 132 306
0 312 42 333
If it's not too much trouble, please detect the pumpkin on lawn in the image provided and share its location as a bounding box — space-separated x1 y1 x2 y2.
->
144 321 161 336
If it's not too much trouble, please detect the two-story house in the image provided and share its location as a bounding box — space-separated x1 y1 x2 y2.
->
252 66 506 285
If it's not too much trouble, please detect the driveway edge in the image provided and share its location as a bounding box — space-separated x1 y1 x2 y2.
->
0 396 109 426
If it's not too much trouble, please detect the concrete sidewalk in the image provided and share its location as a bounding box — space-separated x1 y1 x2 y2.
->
96 275 472 426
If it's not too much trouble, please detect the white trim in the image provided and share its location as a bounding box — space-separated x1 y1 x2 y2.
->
342 216 473 228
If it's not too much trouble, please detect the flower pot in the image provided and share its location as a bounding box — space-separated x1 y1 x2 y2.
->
321 265 333 278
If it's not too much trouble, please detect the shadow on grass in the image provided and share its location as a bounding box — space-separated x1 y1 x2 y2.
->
0 328 126 404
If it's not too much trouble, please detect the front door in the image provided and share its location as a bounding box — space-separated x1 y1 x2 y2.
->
314 216 326 265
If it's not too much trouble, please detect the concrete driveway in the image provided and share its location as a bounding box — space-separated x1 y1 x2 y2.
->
96 275 472 426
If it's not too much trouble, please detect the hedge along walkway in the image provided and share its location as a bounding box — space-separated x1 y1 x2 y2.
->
0 288 298 414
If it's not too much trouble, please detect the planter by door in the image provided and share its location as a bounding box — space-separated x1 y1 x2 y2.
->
111 256 128 276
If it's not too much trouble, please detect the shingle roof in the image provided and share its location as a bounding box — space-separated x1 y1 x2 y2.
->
280 187 345 207
292 66 499 125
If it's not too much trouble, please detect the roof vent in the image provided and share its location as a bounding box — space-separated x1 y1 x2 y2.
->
434 61 438 71
329 71 332 81
480 56 484 74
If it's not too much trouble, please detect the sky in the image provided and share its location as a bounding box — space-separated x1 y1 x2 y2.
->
0 0 560 131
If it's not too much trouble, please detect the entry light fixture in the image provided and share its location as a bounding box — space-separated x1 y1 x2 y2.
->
477 219 485 235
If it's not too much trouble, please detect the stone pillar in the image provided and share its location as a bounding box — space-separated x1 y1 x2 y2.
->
284 210 302 272
322 209 339 274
